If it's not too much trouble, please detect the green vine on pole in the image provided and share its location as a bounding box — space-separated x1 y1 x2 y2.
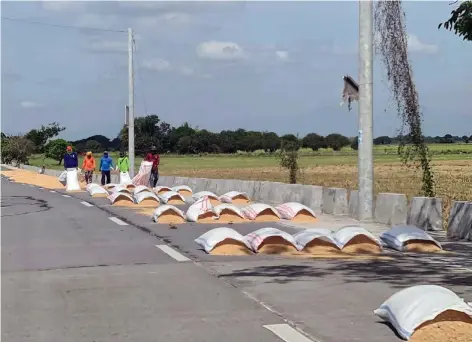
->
374 0 435 197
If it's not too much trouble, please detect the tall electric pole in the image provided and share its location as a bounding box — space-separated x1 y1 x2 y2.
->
358 0 374 221
128 28 135 178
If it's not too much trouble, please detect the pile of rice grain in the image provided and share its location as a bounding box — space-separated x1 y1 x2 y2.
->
302 238 340 254
410 310 472 342
231 195 250 205
404 240 443 253
111 197 136 207
341 235 382 254
253 209 280 222
217 209 247 223
196 211 218 223
156 211 186 224
135 198 160 207
210 239 253 255
257 236 298 255
166 197 185 205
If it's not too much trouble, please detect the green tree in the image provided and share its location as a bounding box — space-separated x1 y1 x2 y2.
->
2 135 35 166
350 137 359 151
325 133 350 151
373 136 392 145
85 139 101 152
302 133 326 151
461 135 469 143
45 139 70 165
25 122 65 153
278 141 300 184
438 1 472 41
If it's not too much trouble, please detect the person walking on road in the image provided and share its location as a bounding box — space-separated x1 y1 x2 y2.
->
145 147 160 187
81 151 96 184
63 146 78 171
99 151 114 185
117 151 130 173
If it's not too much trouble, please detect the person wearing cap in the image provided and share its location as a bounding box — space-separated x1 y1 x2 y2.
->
99 151 114 185
117 151 130 173
81 151 96 184
63 145 78 170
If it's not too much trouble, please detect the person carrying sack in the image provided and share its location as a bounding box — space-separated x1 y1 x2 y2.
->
99 151 114 185
117 151 131 184
81 151 96 184
63 146 78 171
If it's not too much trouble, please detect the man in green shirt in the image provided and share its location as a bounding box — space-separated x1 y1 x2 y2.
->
117 151 130 172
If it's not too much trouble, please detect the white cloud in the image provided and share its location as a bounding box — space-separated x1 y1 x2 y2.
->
275 50 289 62
196 41 246 61
408 34 438 54
142 59 172 72
84 39 127 53
180 66 195 76
20 101 43 109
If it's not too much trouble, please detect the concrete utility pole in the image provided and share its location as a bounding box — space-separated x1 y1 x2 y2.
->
358 0 374 221
128 28 135 178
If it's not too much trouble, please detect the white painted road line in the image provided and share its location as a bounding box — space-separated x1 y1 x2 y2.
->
50 190 56 193
81 201 93 207
155 245 190 262
109 217 128 226
62 194 71 198
264 324 314 342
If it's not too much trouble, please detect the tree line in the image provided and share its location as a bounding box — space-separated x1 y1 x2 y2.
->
1 117 471 166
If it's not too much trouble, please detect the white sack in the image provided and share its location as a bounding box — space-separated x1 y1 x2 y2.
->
152 205 186 223
245 227 299 252
220 191 249 203
134 191 160 204
154 185 172 194
186 196 217 222
158 190 186 204
66 169 81 191
110 185 132 194
58 171 67 183
133 185 152 195
334 226 382 249
192 191 220 201
85 183 101 191
107 192 135 204
213 204 245 219
131 161 153 186
171 185 193 194
104 183 118 190
241 203 281 220
195 227 252 253
380 225 442 252
87 186 109 197
293 229 338 250
119 172 131 185
276 202 317 220
374 285 472 340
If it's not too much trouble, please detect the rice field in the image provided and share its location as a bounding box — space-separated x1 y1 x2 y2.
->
26 145 472 227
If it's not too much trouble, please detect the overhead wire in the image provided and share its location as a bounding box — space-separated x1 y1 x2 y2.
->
1 16 127 33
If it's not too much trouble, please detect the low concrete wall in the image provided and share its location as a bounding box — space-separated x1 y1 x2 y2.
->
14 164 448 229
447 201 472 240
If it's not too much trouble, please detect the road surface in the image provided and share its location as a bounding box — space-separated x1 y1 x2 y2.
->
1 178 298 342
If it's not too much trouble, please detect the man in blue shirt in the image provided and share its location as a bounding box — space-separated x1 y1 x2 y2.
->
99 151 114 185
63 146 78 170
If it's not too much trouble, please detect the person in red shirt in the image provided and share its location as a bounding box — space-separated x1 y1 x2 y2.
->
146 146 160 187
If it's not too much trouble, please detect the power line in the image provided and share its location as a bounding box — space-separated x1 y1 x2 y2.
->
1 16 127 33
133 39 149 116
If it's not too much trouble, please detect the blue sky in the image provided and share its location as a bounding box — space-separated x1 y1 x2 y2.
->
1 1 471 140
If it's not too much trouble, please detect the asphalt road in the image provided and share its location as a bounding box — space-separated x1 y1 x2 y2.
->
1 178 291 342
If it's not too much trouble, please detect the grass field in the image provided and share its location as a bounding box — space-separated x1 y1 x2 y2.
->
27 144 472 227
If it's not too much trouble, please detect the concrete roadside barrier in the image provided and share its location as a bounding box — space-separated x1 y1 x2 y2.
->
374 193 407 225
322 187 348 215
407 197 443 231
348 190 358 219
298 184 323 215
448 201 472 240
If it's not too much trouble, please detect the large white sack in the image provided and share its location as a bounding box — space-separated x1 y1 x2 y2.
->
374 285 472 340
66 170 81 191
154 185 172 194
110 185 132 194
132 161 153 186
293 229 338 250
220 191 249 203
152 205 185 223
133 185 152 195
85 183 101 191
119 172 131 184
171 185 193 194
192 191 220 201
380 225 442 252
276 202 317 220
334 226 382 249
241 203 281 220
134 191 160 204
245 227 299 252
87 186 109 197
104 183 118 190
107 192 135 204
157 190 186 204
195 227 252 253
186 196 217 222
213 204 245 218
